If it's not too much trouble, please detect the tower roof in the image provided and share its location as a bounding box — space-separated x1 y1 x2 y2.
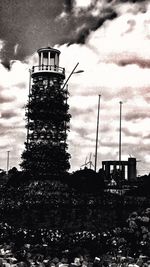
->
37 47 61 55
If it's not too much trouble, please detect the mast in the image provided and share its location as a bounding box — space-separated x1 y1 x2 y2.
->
119 101 123 172
94 94 101 172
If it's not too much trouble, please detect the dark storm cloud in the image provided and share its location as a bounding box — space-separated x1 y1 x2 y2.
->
64 0 74 13
0 0 118 68
0 0 65 68
122 127 141 137
129 144 150 152
0 123 24 136
0 123 13 136
68 9 117 45
144 133 150 139
123 19 136 34
101 125 112 133
118 0 146 3
0 94 16 103
1 110 18 119
15 82 26 90
70 107 94 116
124 111 149 121
144 95 150 102
0 0 148 69
0 144 10 149
101 141 118 148
72 126 89 138
118 58 150 68
71 123 111 140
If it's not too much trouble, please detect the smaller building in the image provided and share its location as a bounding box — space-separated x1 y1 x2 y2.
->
102 157 136 182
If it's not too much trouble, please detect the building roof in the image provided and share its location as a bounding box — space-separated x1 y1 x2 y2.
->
37 47 61 54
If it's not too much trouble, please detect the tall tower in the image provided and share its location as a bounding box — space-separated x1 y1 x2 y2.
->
21 47 71 178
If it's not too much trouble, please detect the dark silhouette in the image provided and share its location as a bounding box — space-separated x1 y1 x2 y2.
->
67 168 105 193
20 47 71 179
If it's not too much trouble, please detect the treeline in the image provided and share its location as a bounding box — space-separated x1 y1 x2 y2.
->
126 174 150 196
0 166 150 196
4 167 105 193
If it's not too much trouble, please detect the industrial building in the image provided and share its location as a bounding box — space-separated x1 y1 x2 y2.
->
102 157 137 182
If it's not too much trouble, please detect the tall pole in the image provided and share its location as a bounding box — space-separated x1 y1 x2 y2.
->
119 101 123 170
7 151 10 174
95 94 101 172
27 69 32 148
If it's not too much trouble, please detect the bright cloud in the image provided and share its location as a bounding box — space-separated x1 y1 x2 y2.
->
57 3 150 175
0 51 29 170
74 0 92 9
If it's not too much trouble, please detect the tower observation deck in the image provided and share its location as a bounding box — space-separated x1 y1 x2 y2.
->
32 47 65 78
21 47 71 178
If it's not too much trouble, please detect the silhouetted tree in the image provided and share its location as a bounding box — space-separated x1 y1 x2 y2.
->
7 167 31 186
20 81 71 179
68 168 105 193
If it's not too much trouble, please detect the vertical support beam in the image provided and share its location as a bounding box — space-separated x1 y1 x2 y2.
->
102 162 105 170
48 52 51 67
46 54 48 66
55 53 59 66
27 69 32 149
94 94 101 172
57 54 59 66
128 158 136 181
39 53 41 69
64 84 68 145
105 162 110 180
122 165 125 180
119 101 123 170
54 53 57 71
55 53 57 66
41 52 43 66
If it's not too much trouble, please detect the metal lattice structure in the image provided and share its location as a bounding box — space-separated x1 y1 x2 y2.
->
21 47 71 178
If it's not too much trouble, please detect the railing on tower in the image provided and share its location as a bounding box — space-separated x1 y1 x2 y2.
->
32 64 65 75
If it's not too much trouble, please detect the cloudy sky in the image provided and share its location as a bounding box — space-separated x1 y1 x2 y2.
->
0 0 150 175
